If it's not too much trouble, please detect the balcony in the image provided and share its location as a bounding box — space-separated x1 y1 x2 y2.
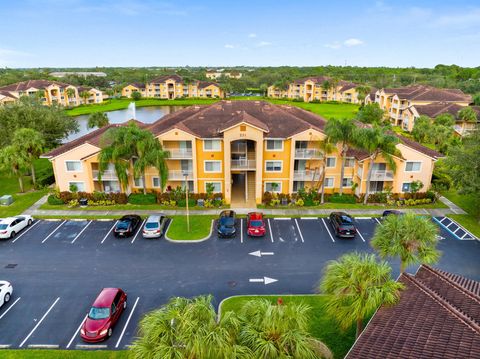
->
369 170 394 181
231 142 247 153
92 170 118 181
165 149 193 159
294 149 322 159
168 170 193 180
293 169 322 181
231 159 256 170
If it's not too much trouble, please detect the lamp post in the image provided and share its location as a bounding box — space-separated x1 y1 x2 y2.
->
183 172 190 233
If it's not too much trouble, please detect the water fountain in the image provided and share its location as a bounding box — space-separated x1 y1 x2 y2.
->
127 102 136 120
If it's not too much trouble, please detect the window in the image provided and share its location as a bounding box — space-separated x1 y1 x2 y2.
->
342 178 353 187
65 161 82 172
134 177 144 188
293 181 304 192
402 182 411 192
405 161 421 172
204 161 222 173
68 181 85 192
266 139 283 151
326 157 336 168
265 182 282 193
265 161 282 172
152 177 161 188
205 182 221 192
203 139 221 151
345 158 355 167
324 178 334 188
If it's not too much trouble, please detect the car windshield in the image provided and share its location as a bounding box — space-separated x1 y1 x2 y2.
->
117 221 129 229
340 215 353 224
0 224 7 230
220 217 235 226
88 307 110 320
145 222 159 229
250 220 263 227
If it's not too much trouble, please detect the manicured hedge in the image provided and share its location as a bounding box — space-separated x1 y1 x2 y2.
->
47 194 64 205
128 193 156 205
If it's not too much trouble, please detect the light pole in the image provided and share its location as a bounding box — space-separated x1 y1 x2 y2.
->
183 172 190 233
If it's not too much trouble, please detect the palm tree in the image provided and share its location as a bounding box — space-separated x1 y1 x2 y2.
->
87 112 109 129
457 106 478 123
66 88 76 105
330 77 340 101
0 145 29 192
11 128 45 187
371 213 441 273
320 252 404 339
355 85 371 104
321 80 332 100
317 138 336 203
355 127 399 204
325 118 356 195
80 90 90 105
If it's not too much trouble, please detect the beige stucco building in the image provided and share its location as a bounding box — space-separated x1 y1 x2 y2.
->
137 75 224 99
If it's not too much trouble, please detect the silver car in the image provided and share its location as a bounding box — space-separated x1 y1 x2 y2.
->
142 215 167 239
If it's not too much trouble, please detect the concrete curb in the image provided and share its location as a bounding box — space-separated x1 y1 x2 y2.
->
164 219 214 243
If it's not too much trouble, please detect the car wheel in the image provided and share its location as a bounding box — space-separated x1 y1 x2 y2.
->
123 300 127 309
4 293 11 303
10 231 15 239
107 328 112 337
28 219 32 226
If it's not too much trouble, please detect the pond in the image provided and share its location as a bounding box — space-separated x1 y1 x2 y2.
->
65 105 185 142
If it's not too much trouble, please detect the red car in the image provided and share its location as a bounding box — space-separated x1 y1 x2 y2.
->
80 288 127 342
247 212 266 237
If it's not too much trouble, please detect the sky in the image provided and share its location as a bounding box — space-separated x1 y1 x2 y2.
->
0 0 479 68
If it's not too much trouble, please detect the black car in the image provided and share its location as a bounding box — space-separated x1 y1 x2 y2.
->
382 210 404 217
217 210 236 238
329 212 356 238
114 215 142 237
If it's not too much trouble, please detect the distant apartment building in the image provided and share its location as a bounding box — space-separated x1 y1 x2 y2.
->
49 71 107 78
121 83 147 98
140 75 224 99
268 76 361 103
373 85 472 131
43 101 442 207
206 69 242 79
77 86 105 104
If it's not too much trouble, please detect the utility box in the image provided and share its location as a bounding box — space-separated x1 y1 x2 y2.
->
0 195 13 206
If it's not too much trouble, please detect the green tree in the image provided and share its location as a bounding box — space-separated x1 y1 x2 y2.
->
409 180 424 198
434 113 455 127
66 88 76 105
131 90 142 101
0 145 29 192
356 127 399 204
371 213 440 273
457 106 478 123
320 252 403 339
11 128 45 187
87 112 109 129
412 115 431 143
317 138 336 203
356 103 385 125
473 94 480 106
325 118 356 195
80 90 90 105
355 85 371 103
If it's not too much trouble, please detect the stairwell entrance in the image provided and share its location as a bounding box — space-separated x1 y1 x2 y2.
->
230 171 256 208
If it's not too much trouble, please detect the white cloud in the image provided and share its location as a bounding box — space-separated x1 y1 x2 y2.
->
248 33 257 38
324 42 342 49
256 41 271 47
224 44 235 49
344 38 364 47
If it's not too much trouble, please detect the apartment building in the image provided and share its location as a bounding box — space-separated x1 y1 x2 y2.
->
139 75 224 99
206 69 242 79
121 83 147 98
43 101 442 207
77 86 104 104
373 85 472 129
268 76 361 103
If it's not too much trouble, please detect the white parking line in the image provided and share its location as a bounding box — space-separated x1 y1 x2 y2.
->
115 297 140 348
101 221 118 244
0 345 11 349
240 219 243 243
300 217 317 220
71 221 92 244
267 219 274 243
66 314 87 349
321 218 335 243
131 219 146 244
274 217 291 220
19 297 60 348
28 344 59 349
374 217 382 225
355 217 372 220
12 221 41 243
76 344 108 349
0 297 21 320
294 219 305 243
357 230 366 242
41 221 66 243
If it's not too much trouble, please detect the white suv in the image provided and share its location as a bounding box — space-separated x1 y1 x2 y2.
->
0 215 33 239
142 215 167 239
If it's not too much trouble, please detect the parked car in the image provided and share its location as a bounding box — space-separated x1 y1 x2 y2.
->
81 288 127 342
0 215 33 239
329 212 356 238
142 214 167 239
247 212 266 237
217 210 236 238
0 281 13 308
382 210 404 217
114 215 142 237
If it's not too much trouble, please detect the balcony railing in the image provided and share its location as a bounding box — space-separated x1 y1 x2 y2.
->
165 149 193 159
369 170 394 181
92 170 118 181
294 149 322 159
293 169 322 181
168 170 193 180
231 159 256 170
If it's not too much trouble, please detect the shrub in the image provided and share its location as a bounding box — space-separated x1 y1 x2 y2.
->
329 193 356 204
177 198 196 207
47 194 64 205
128 193 157 205
296 198 304 207
263 191 273 204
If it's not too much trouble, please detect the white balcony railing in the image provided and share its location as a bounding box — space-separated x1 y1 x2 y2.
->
369 170 394 181
168 170 193 180
92 170 118 181
231 159 256 170
357 167 363 178
294 149 322 159
293 169 322 181
165 149 193 159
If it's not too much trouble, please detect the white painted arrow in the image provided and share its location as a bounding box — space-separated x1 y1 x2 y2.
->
249 250 275 257
249 277 278 285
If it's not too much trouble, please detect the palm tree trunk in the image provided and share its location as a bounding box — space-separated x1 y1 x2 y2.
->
31 162 36 187
339 149 346 195
363 157 375 205
18 175 24 193
142 172 147 195
356 318 364 339
320 164 327 204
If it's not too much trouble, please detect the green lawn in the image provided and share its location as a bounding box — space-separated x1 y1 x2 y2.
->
441 189 480 237
257 201 447 210
220 295 356 359
166 215 215 240
0 350 128 359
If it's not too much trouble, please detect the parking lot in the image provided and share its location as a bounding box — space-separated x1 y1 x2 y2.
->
0 216 479 350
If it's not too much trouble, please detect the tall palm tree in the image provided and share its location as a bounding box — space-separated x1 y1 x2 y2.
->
320 252 404 339
0 145 29 192
11 128 45 187
317 138 336 204
355 127 399 204
66 88 76 105
355 85 371 104
371 213 440 273
87 112 109 129
325 118 356 195
321 80 332 101
457 106 478 123
80 90 90 105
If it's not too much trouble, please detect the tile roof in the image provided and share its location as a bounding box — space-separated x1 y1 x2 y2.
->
128 82 146 90
197 81 219 89
0 80 72 92
293 76 356 88
346 265 480 359
395 134 444 159
0 90 18 99
412 102 480 121
383 85 471 103
148 74 184 84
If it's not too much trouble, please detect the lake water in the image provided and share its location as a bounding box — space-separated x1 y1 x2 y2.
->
65 105 185 142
